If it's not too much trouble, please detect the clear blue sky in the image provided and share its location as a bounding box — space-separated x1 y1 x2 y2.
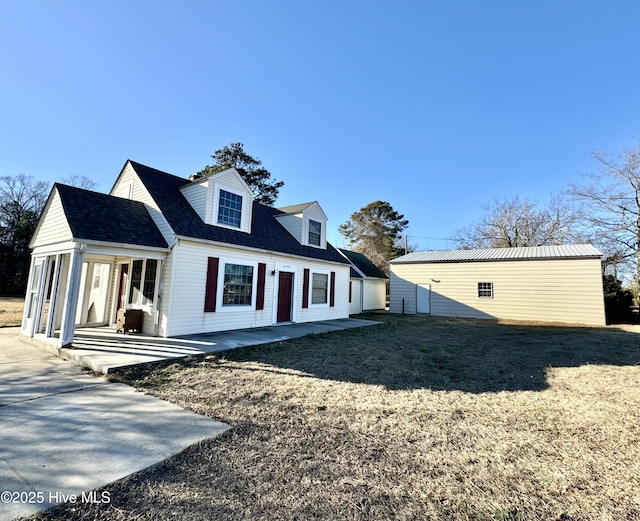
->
1 1 638 250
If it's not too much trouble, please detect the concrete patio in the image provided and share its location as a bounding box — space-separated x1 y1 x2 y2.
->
24 318 381 374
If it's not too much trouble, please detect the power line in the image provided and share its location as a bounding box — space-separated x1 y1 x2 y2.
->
406 235 456 241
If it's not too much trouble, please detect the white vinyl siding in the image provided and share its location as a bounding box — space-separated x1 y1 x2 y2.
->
276 202 328 248
275 214 303 242
180 179 208 221
30 190 73 248
165 240 349 337
349 280 362 314
390 258 606 325
363 278 387 311
209 170 253 233
111 162 175 246
303 204 327 248
180 170 253 232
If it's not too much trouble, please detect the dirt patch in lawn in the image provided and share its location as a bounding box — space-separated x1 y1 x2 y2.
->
28 314 640 521
0 296 23 327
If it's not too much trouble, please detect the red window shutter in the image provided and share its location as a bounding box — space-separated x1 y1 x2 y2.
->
302 268 310 308
256 263 266 310
204 257 219 312
330 271 336 307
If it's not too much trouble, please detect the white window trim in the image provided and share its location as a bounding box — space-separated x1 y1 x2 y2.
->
211 183 248 232
478 282 494 299
117 182 133 200
218 258 259 312
309 268 330 307
304 216 326 249
127 258 160 309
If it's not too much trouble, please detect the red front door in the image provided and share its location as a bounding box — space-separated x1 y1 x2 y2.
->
277 272 293 323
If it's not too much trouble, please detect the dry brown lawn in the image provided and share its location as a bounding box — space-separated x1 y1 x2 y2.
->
0 296 23 327
28 314 640 521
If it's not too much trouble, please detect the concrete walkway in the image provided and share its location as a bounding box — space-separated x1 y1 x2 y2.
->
39 318 381 374
1 319 380 519
0 327 228 521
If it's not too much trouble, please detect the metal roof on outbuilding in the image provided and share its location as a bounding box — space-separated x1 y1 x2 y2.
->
390 244 603 264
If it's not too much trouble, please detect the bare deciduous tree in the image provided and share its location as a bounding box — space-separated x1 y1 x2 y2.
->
0 174 49 293
569 141 640 287
61 175 99 191
453 195 581 250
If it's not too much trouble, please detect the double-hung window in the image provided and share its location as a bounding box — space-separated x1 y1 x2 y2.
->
223 263 254 305
217 189 243 228
308 219 322 247
311 272 329 304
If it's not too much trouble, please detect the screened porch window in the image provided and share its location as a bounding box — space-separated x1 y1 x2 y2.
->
129 259 158 306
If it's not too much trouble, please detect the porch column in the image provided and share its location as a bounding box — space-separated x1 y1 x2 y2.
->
20 255 36 336
59 247 84 347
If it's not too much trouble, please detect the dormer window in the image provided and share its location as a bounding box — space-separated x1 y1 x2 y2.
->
308 219 322 247
217 189 243 228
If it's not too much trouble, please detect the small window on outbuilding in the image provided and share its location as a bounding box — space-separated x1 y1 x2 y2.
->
478 282 494 298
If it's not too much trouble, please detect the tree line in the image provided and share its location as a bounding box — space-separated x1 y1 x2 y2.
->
2 141 639 311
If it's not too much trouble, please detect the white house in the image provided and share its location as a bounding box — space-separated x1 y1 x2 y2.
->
338 249 388 314
389 245 606 326
21 160 351 346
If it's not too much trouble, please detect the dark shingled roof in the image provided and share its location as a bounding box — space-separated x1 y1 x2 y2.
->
127 161 349 265
339 249 388 279
349 266 362 279
55 183 169 249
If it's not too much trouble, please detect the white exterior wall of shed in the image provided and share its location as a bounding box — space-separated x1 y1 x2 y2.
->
164 239 350 337
390 258 606 325
349 279 363 314
363 278 387 311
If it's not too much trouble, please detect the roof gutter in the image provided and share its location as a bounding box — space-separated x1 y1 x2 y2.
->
174 234 350 267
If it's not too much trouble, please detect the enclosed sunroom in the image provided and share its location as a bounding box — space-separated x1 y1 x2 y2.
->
21 183 169 346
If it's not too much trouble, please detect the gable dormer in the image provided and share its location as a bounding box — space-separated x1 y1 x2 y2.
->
276 201 328 249
180 167 253 234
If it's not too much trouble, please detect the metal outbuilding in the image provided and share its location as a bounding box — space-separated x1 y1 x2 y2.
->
389 244 606 325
